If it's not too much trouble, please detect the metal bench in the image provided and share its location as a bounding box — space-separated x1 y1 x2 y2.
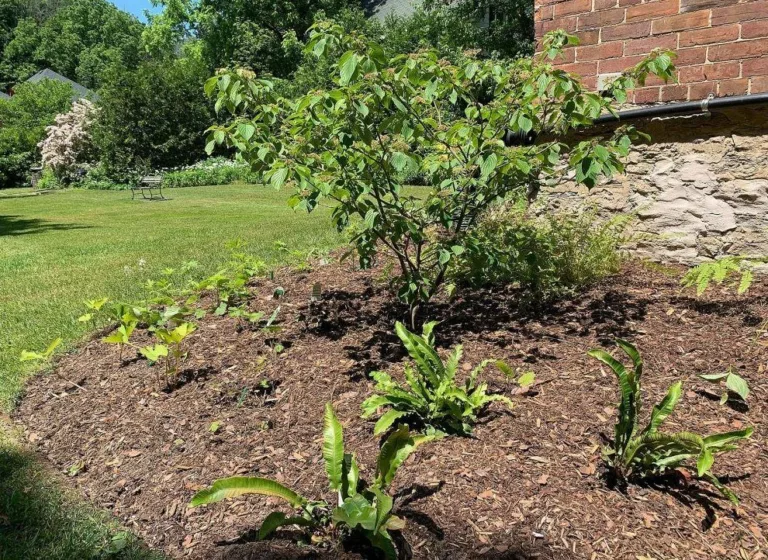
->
131 175 165 200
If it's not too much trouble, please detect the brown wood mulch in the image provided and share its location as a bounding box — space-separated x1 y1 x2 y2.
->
12 259 768 560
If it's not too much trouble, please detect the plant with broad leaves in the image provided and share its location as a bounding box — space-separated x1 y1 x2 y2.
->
77 297 110 325
228 305 265 329
699 368 749 405
204 23 675 325
20 338 63 364
589 339 753 504
681 256 765 296
361 322 522 436
102 318 138 362
149 322 197 384
189 403 434 558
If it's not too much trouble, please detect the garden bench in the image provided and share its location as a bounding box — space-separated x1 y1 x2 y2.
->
131 175 165 200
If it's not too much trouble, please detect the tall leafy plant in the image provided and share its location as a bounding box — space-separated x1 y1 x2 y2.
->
589 339 753 503
204 23 675 325
362 322 528 436
190 403 433 558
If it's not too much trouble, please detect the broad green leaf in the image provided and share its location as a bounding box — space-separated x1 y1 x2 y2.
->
189 476 306 508
697 447 714 477
332 494 377 530
517 371 536 388
376 425 433 489
480 153 498 178
644 381 681 434
323 402 345 493
725 373 749 401
257 512 314 541
373 409 408 436
339 51 358 85
702 427 753 449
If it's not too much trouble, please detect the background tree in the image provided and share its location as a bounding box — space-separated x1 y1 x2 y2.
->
92 56 214 181
204 24 675 325
0 79 73 186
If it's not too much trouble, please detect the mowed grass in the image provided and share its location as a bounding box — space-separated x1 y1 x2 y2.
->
0 184 341 409
0 184 341 559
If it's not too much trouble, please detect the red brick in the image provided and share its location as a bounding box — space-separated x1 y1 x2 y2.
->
643 73 676 86
582 75 598 90
624 34 677 56
703 62 741 80
577 7 625 30
626 0 679 22
689 81 716 99
679 24 740 47
575 30 601 46
554 0 592 17
751 75 768 92
633 87 661 103
742 20 768 40
558 61 599 77
661 84 690 101
681 0 739 13
619 0 643 6
718 78 750 96
652 11 709 34
674 47 707 66
709 39 768 62
743 57 768 76
678 65 705 83
594 0 618 10
553 48 577 64
541 16 578 33
599 55 645 74
603 20 652 41
577 41 624 61
712 1 768 26
535 4 554 21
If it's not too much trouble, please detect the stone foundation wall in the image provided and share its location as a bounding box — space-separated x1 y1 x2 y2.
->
546 104 768 263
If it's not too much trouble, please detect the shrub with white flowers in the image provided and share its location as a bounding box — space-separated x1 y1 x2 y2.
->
39 99 96 181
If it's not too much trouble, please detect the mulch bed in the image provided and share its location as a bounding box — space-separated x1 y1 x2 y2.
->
12 259 768 560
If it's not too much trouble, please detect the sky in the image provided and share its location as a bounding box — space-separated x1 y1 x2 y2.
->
109 0 161 21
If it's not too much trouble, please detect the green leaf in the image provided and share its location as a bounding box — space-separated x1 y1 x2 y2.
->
725 373 749 401
257 512 314 541
373 410 408 436
517 371 536 388
480 153 498 178
332 494 377 530
699 372 729 382
189 476 306 508
645 381 681 434
702 427 753 449
270 167 289 189
339 51 358 85
697 447 714 477
376 424 433 489
323 402 345 493
237 122 256 141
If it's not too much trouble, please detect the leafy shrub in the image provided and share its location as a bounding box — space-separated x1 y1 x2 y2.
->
362 322 529 436
0 79 73 187
205 24 675 325
682 256 765 296
589 339 753 503
160 158 260 188
453 204 628 300
190 403 434 558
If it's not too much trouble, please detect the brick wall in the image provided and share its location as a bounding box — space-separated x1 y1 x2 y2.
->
535 0 768 103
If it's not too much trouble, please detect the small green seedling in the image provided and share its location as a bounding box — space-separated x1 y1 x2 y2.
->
153 322 197 383
20 338 62 363
78 297 109 324
495 361 536 390
103 320 138 362
699 368 750 404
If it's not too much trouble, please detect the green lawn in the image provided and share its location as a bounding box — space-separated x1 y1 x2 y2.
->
0 184 341 410
0 184 341 559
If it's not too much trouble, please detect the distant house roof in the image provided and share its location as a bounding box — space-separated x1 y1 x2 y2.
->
26 68 98 101
363 0 420 20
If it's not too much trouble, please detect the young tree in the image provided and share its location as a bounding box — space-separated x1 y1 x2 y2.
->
39 98 96 181
204 23 675 325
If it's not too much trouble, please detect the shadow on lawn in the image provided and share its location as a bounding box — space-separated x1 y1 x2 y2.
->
0 434 159 560
0 215 91 237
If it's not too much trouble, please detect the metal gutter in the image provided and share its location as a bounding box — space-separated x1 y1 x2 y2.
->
593 92 768 125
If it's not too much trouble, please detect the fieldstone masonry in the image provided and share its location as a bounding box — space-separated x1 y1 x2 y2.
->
547 105 768 263
534 0 768 263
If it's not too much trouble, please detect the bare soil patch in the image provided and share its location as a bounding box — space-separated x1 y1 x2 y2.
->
13 260 768 559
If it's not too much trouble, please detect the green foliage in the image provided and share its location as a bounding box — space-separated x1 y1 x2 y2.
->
453 203 627 298
381 0 534 60
699 368 750 405
205 24 674 324
20 337 62 363
0 79 73 187
589 339 753 504
682 256 765 296
0 0 143 90
362 322 525 436
92 56 215 182
160 158 260 188
190 403 433 558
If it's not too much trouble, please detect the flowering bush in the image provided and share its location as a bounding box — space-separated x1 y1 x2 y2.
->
161 158 260 188
39 99 96 181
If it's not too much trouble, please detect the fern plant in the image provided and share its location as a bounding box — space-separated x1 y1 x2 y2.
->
681 256 765 296
589 339 753 503
190 403 433 558
362 322 523 436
